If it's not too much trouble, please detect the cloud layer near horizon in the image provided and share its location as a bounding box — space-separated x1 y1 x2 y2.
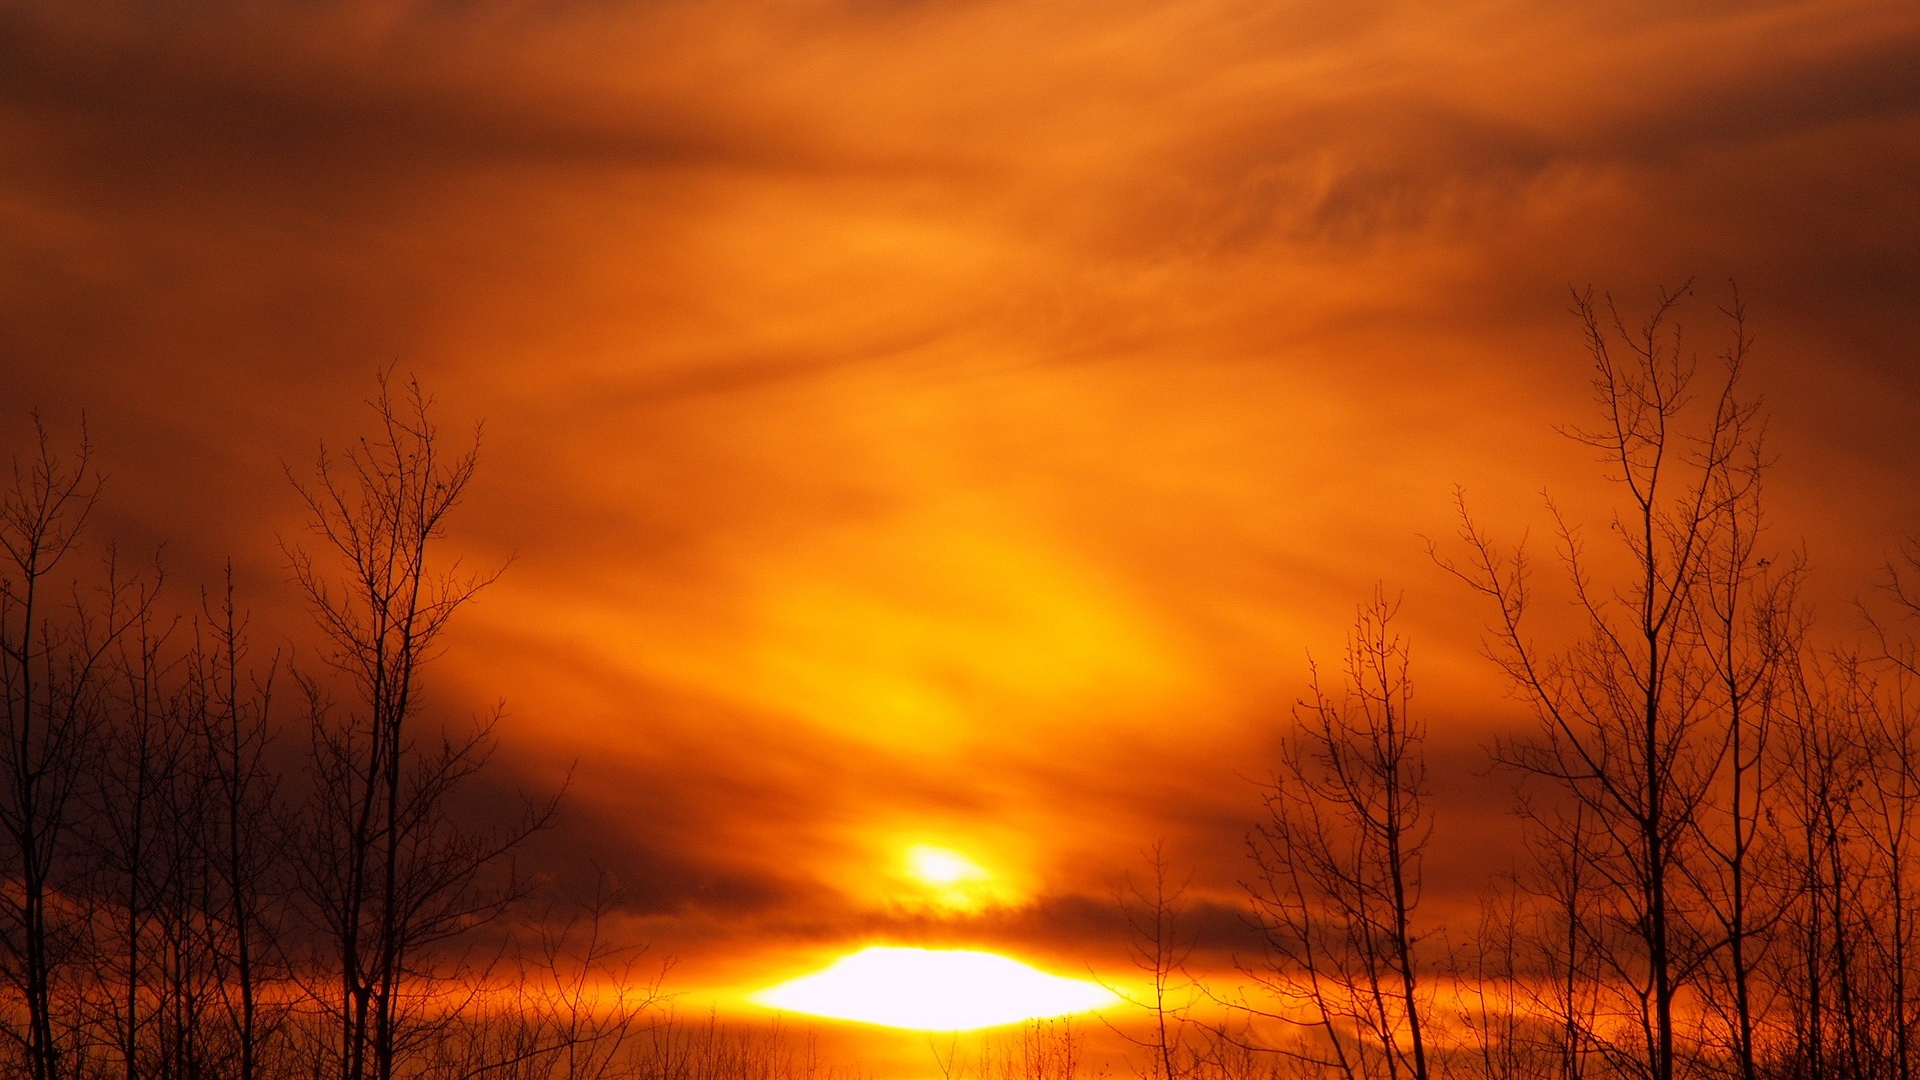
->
3 0 1918 995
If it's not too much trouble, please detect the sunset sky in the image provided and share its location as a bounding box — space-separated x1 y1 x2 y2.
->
3 0 1919 1055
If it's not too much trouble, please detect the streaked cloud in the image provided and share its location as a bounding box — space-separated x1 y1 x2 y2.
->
2 0 1916 1000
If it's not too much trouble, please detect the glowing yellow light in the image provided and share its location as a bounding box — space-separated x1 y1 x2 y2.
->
751 946 1118 1030
907 846 989 888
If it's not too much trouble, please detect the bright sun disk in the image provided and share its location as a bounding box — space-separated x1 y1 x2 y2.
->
907 845 989 888
751 946 1117 1030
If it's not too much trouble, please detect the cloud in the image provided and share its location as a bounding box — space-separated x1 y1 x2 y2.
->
2 0 1918 1003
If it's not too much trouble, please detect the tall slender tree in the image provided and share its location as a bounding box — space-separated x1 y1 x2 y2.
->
1691 293 1803 1080
188 568 284 1080
284 373 548 1080
0 418 147 1080
1109 842 1199 1080
1244 589 1431 1080
1442 285 1768 1080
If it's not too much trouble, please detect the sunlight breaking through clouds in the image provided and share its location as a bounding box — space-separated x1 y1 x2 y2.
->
751 947 1118 1030
906 846 988 889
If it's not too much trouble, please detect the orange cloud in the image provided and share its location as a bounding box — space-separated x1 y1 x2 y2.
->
2 0 1918 1026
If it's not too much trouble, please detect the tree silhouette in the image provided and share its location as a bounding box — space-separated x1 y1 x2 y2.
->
1244 590 1431 1080
283 373 552 1080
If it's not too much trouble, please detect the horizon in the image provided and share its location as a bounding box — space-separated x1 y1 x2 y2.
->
2 3 1919 1080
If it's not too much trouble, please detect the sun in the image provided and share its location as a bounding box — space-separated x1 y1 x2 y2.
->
751 946 1118 1030
906 845 989 888
898 844 1004 911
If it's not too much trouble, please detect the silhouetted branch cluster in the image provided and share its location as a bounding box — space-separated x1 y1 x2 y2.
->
1241 590 1431 1080
0 379 647 1080
1126 286 1920 1080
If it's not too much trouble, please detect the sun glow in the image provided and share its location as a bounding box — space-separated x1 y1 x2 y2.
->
897 844 1005 911
907 846 989 888
751 947 1118 1030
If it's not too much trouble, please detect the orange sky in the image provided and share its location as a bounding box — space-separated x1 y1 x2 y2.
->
3 0 1919 1036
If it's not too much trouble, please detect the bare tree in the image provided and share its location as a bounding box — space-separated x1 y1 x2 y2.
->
0 417 149 1080
932 1019 1090 1080
1450 877 1533 1080
1243 589 1431 1080
1449 802 1606 1080
85 547 290 1080
188 567 287 1080
427 879 661 1080
86 582 194 1080
1106 842 1199 1080
1861 543 1920 1080
1440 286 1761 1080
283 373 551 1080
1770 649 1868 1080
1688 292 1803 1080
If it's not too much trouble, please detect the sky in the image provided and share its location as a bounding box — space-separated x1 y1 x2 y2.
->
2 0 1919 1042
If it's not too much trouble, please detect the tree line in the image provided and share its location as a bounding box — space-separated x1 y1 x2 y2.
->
0 375 655 1080
1115 286 1920 1080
